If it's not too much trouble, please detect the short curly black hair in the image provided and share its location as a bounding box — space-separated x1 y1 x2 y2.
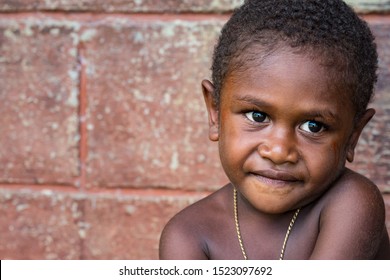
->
211 0 377 120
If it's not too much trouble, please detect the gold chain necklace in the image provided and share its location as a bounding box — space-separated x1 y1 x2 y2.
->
233 188 300 260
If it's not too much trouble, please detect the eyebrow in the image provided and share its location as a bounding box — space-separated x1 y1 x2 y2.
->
235 95 272 108
235 95 339 121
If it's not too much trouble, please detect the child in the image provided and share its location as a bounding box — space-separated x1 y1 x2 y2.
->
159 0 390 259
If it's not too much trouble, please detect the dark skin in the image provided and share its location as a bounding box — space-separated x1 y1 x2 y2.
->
159 48 390 259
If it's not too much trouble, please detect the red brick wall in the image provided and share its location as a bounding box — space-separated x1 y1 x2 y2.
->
0 1 389 259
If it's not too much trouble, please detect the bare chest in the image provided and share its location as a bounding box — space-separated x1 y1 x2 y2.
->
203 208 319 260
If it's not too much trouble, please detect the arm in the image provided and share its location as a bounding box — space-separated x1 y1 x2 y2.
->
159 215 209 260
310 171 388 259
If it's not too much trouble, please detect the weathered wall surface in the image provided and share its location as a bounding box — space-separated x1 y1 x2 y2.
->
0 0 389 259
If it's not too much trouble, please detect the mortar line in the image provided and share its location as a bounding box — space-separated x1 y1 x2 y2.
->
77 42 88 190
0 183 212 197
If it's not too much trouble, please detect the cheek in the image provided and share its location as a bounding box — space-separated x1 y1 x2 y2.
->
329 141 341 164
331 131 351 162
218 138 243 185
218 128 243 167
218 122 253 178
218 123 237 169
306 140 347 182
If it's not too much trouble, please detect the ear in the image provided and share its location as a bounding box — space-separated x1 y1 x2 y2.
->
346 108 375 162
202 79 219 142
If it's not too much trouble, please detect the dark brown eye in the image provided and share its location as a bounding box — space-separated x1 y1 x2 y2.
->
245 111 268 123
300 120 324 133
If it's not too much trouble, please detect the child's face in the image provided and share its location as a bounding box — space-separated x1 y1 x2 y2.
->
203 48 374 214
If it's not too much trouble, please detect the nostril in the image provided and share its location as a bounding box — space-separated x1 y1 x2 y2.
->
258 141 299 165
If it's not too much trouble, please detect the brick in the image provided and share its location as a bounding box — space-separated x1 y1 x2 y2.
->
345 0 390 13
0 187 204 259
0 17 80 185
347 21 390 193
372 20 390 92
1 0 388 14
82 192 203 259
0 0 244 13
0 188 83 259
84 18 228 190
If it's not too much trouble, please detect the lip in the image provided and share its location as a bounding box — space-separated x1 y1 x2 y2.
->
250 169 301 186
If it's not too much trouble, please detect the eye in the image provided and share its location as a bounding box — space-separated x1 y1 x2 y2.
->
300 120 325 133
245 111 269 123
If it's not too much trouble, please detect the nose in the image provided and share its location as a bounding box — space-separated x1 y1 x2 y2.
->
258 129 299 165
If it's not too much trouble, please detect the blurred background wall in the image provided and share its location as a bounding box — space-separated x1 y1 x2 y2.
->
0 0 389 259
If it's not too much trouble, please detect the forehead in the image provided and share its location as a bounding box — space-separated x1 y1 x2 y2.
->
223 48 352 109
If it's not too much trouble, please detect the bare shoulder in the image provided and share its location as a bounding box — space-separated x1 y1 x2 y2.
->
321 168 384 211
159 185 232 260
311 168 389 259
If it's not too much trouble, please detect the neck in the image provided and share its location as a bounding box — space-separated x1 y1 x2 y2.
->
234 185 296 225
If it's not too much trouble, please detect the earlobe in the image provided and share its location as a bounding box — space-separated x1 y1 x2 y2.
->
346 149 355 163
202 79 219 142
346 108 375 162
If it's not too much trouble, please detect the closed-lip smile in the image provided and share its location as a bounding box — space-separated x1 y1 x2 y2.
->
250 169 301 186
